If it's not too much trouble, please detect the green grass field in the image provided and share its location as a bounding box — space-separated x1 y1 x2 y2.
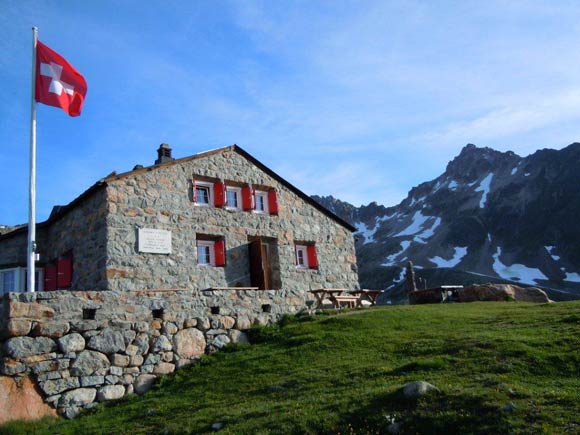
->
3 301 580 434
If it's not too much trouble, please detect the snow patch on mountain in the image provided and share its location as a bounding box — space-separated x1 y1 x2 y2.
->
565 272 580 282
355 222 376 244
382 240 411 266
492 246 548 284
429 247 467 268
395 211 440 239
475 173 494 208
448 180 459 191
545 246 560 261
414 217 442 244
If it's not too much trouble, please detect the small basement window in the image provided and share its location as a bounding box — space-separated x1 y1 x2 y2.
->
83 308 97 320
262 304 272 313
211 306 220 315
152 308 164 319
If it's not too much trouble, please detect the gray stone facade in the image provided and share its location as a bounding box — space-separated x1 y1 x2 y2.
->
0 146 358 294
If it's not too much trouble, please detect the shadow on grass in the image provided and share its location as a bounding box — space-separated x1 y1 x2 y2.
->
336 388 511 435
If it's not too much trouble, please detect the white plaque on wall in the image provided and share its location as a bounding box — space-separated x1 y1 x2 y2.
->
138 228 172 254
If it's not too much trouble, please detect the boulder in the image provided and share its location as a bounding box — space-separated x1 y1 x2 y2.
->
401 381 439 399
70 350 110 376
153 362 175 375
87 328 126 354
4 336 57 358
9 302 55 320
152 335 172 352
173 328 206 359
58 333 86 353
59 388 97 407
4 319 32 337
39 377 80 396
97 385 125 401
134 374 156 395
33 322 70 338
0 376 57 424
111 353 130 367
459 284 551 303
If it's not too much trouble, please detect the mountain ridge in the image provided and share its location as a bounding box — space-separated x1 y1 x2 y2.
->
313 142 580 300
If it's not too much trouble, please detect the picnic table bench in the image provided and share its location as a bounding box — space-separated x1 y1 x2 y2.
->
308 289 383 309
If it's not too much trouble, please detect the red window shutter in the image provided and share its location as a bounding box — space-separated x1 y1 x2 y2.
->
57 256 73 288
268 190 279 215
215 240 226 267
307 245 319 269
44 264 57 291
242 186 254 211
214 182 225 207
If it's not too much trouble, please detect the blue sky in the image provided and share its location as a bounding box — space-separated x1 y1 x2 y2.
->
3 1 580 226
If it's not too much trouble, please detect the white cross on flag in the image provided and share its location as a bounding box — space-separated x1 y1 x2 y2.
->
35 41 87 116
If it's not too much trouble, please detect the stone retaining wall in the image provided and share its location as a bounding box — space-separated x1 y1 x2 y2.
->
0 288 307 420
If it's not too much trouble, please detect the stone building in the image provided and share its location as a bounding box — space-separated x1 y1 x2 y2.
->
0 144 359 295
0 144 359 421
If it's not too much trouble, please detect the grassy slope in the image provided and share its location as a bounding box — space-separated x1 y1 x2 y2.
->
3 302 580 435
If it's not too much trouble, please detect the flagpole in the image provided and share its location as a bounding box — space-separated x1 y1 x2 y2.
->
27 26 38 293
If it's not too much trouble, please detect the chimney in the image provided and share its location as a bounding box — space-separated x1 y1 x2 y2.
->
155 143 174 165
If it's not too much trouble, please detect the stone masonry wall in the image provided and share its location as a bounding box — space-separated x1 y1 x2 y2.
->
104 149 359 292
0 287 307 419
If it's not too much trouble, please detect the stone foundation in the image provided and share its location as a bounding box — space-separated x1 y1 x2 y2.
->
0 288 308 420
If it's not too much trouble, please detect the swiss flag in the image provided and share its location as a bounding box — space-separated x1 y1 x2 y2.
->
35 41 87 117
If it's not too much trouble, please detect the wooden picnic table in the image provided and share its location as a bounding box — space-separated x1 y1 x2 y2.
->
349 289 383 307
308 289 349 309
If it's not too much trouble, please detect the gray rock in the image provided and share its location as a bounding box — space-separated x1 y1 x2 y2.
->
38 371 62 381
162 322 178 335
105 375 119 385
211 422 224 431
87 328 126 354
33 322 70 338
3 336 57 358
133 333 150 355
211 334 231 349
80 376 105 387
60 406 81 419
97 385 125 401
229 330 249 344
0 359 26 375
59 387 97 407
402 381 439 399
502 402 517 412
144 353 161 366
110 366 123 376
40 377 80 395
70 350 110 376
152 335 172 352
125 344 139 356
58 333 86 353
130 354 144 367
134 374 157 395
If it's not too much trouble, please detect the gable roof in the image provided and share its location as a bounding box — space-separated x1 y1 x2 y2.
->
1 145 355 239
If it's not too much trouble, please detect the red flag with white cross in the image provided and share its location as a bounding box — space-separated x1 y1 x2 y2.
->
35 41 87 117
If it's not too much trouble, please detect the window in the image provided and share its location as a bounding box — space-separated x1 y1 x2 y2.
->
194 181 213 206
0 269 16 294
295 243 319 270
197 240 215 266
295 245 309 269
254 190 269 214
225 186 242 210
196 237 226 267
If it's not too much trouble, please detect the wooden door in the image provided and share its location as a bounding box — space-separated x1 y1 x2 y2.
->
249 239 273 290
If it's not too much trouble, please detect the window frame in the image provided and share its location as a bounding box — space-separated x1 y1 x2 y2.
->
225 186 242 211
194 181 214 207
254 190 269 214
295 245 309 269
196 240 216 266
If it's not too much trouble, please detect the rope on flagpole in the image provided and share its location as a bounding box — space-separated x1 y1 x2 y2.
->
27 26 38 293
